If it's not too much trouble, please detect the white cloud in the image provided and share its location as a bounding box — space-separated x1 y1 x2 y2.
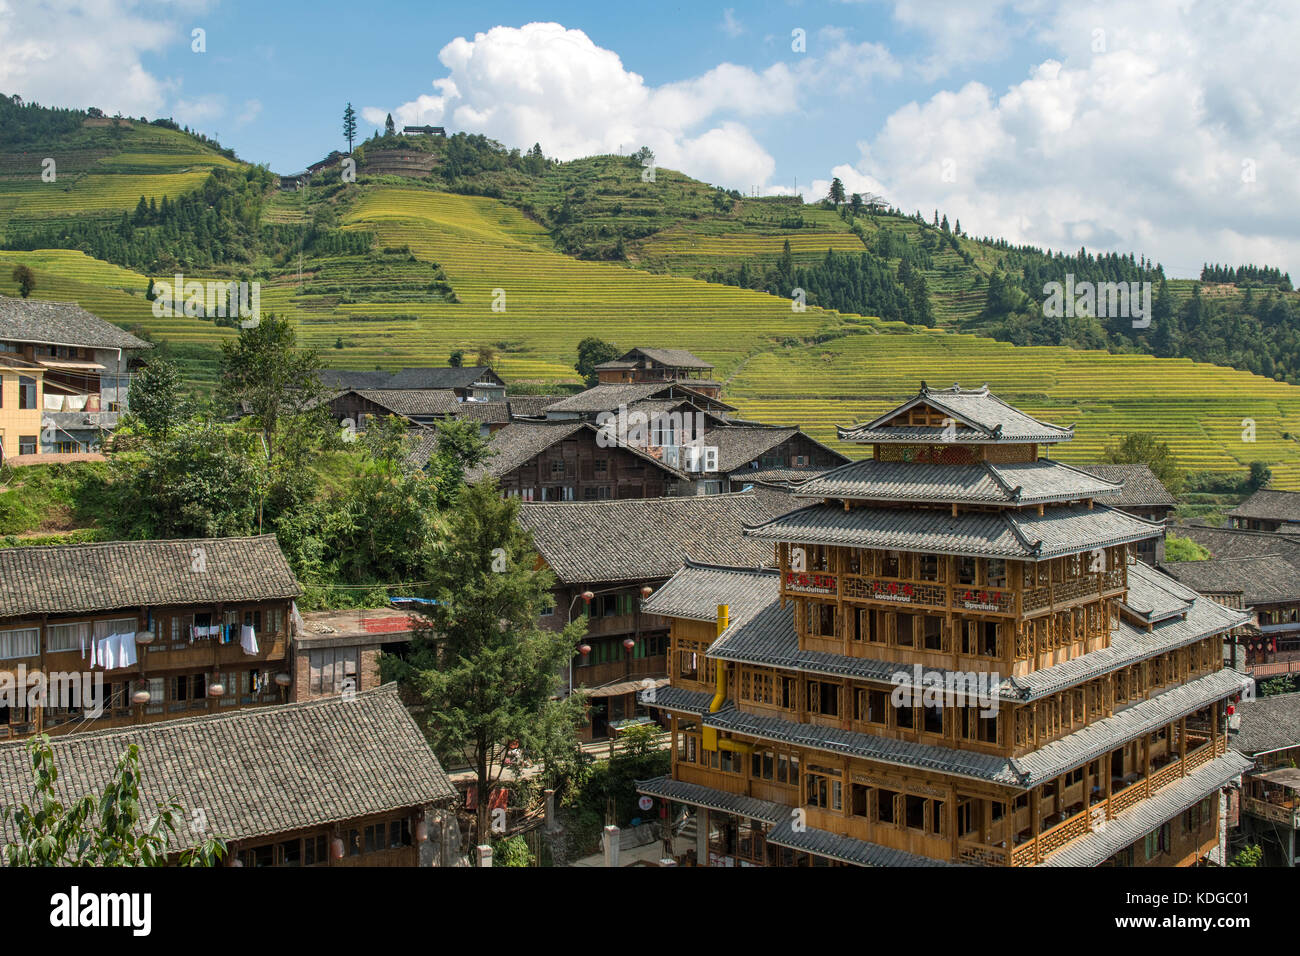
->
367 22 886 190
235 98 262 127
821 0 1300 275
721 9 744 38
0 0 206 118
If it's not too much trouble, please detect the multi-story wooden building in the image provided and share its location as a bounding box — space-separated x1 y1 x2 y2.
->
0 685 458 866
0 295 150 460
1229 691 1300 867
0 535 300 738
1226 488 1300 533
636 384 1252 866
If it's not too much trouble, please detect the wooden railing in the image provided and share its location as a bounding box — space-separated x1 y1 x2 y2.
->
966 736 1226 866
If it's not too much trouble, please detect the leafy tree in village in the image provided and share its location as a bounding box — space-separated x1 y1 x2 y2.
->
217 313 327 461
343 103 357 152
1103 432 1185 495
10 264 35 298
388 480 586 842
125 356 187 439
384 112 396 136
448 349 464 367
575 336 621 387
2 735 225 866
475 344 497 368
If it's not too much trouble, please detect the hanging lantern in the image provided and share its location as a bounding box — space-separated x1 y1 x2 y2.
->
415 819 428 844
578 643 592 656
274 673 291 687
135 631 155 645
331 836 345 860
581 590 595 603
623 638 635 652
208 682 225 698
131 690 151 705
640 586 653 599
1226 704 1235 716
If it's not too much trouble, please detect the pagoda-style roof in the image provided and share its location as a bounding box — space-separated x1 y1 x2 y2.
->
838 384 1073 445
794 458 1120 506
743 501 1162 561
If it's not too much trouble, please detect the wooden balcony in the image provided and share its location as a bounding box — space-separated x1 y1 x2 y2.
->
959 735 1226 866
1242 797 1300 829
576 655 664 688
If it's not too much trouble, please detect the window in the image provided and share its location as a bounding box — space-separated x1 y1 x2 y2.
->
854 688 887 725
389 818 413 848
922 615 943 650
805 765 843 811
0 628 39 660
956 556 977 585
987 558 1007 587
877 789 898 825
18 376 36 409
277 840 301 866
304 834 328 866
550 459 565 476
18 436 36 456
808 680 840 717
45 621 90 653
243 610 262 632
895 612 915 647
922 703 944 734
807 602 836 639
880 551 900 577
309 647 360 696
594 459 607 474
918 554 940 581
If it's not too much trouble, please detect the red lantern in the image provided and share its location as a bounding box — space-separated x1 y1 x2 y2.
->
331 837 345 860
1226 704 1235 716
581 590 595 603
623 638 635 652
579 643 592 656
641 586 653 598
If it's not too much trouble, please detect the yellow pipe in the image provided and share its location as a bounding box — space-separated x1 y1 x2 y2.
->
702 604 753 752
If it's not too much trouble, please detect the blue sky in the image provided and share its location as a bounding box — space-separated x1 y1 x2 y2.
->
3 1 1299 278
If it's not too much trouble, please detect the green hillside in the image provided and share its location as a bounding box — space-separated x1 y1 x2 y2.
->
3 105 1300 487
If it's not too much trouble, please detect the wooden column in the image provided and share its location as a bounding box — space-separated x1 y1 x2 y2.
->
1030 787 1041 864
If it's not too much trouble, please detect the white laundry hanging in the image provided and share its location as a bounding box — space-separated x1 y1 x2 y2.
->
240 625 259 655
115 632 137 669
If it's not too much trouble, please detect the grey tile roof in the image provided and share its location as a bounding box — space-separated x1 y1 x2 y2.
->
1041 751 1252 866
0 534 300 619
636 775 786 824
1160 554 1300 605
1177 525 1300 570
641 686 715 715
641 562 780 621
457 421 686 481
686 426 849 475
1229 691 1300 756
319 366 501 391
1227 488 1300 522
744 502 1163 560
545 382 735 414
1073 463 1177 508
730 466 835 486
505 394 564 418
618 347 713 370
794 458 1120 505
0 295 151 351
351 388 461 417
449 400 511 424
518 493 780 584
701 669 1248 787
0 684 455 851
765 816 959 866
839 384 1073 445
1121 560 1199 623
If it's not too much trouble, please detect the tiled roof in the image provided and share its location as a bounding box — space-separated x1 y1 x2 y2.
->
505 395 563 418
351 389 461 417
636 775 786 824
544 382 735 414
0 535 300 619
744 501 1163 560
1160 554 1300 605
619 347 713 369
0 295 151 350
794 458 1120 505
0 685 454 851
1177 525 1300 569
457 421 686 481
702 669 1248 787
839 384 1073 445
450 400 511 424
517 493 781 584
765 816 958 866
1042 751 1252 866
1227 488 1300 522
1072 463 1177 508
319 366 500 391
642 686 715 715
729 466 835 486
1230 692 1300 756
641 562 780 621
1120 560 1201 624
687 425 849 475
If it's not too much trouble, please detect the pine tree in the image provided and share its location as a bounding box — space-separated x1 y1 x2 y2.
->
343 103 357 152
384 112 395 136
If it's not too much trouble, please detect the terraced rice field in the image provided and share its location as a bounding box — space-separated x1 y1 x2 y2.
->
9 182 1300 486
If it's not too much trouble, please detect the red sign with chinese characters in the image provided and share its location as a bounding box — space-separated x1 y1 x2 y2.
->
784 571 837 594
